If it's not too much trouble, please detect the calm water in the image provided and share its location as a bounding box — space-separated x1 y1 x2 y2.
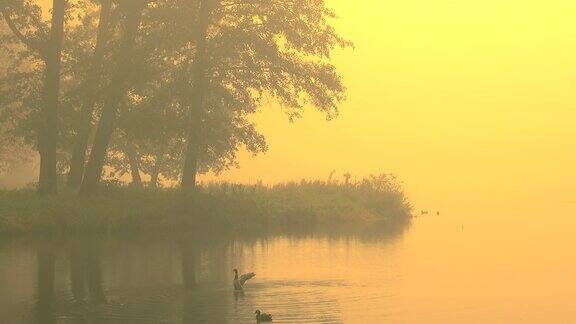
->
1 204 576 323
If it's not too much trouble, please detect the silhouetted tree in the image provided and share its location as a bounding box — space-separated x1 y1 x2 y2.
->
0 0 350 196
1 0 67 194
80 0 148 195
67 0 113 188
177 0 351 200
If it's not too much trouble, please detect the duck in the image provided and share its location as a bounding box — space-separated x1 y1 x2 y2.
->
233 268 255 291
255 309 273 322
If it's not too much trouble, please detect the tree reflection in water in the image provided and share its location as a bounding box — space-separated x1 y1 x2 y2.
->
15 223 408 323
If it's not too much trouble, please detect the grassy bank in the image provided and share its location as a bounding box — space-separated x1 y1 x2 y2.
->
0 174 412 235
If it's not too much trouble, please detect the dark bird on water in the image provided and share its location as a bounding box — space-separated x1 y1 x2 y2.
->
255 309 273 322
233 268 256 291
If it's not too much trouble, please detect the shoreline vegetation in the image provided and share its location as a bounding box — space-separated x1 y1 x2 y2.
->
0 174 412 236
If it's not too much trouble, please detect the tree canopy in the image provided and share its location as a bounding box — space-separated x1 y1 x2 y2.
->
0 0 351 192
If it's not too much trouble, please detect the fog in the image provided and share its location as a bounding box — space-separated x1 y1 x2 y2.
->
1 0 575 322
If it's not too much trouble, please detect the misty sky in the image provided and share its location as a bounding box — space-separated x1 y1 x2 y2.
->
208 0 576 210
26 0 576 209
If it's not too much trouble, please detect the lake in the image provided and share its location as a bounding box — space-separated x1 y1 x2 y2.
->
1 202 575 323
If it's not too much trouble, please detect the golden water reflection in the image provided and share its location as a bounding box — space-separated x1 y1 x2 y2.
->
0 207 575 323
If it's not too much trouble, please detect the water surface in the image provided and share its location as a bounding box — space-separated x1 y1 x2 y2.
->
1 204 575 323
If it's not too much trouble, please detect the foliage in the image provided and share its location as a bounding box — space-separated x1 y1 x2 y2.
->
0 174 411 235
0 0 351 188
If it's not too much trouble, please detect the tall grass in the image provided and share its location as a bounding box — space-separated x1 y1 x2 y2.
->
0 174 412 235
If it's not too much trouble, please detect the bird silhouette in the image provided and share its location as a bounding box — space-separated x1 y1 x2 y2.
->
255 309 273 322
233 269 255 291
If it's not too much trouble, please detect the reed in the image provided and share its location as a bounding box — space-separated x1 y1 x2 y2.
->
0 174 412 235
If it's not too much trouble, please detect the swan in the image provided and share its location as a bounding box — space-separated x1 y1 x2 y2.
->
233 268 255 291
255 309 273 322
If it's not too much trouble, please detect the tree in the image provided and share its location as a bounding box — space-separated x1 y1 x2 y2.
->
79 0 148 195
178 0 352 198
1 0 350 197
77 0 349 197
0 21 28 176
67 0 113 188
180 0 212 200
1 0 67 194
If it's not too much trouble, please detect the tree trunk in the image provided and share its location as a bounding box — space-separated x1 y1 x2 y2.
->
79 2 145 195
181 0 212 202
150 164 160 188
181 97 203 200
37 0 66 195
150 144 166 189
124 141 142 187
79 89 122 194
67 0 112 189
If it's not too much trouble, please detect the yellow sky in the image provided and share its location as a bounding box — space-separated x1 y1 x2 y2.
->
32 0 576 209
206 0 576 209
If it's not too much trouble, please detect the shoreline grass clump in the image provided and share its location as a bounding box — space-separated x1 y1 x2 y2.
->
0 174 412 236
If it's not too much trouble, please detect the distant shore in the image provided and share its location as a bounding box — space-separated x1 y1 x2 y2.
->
0 175 412 236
